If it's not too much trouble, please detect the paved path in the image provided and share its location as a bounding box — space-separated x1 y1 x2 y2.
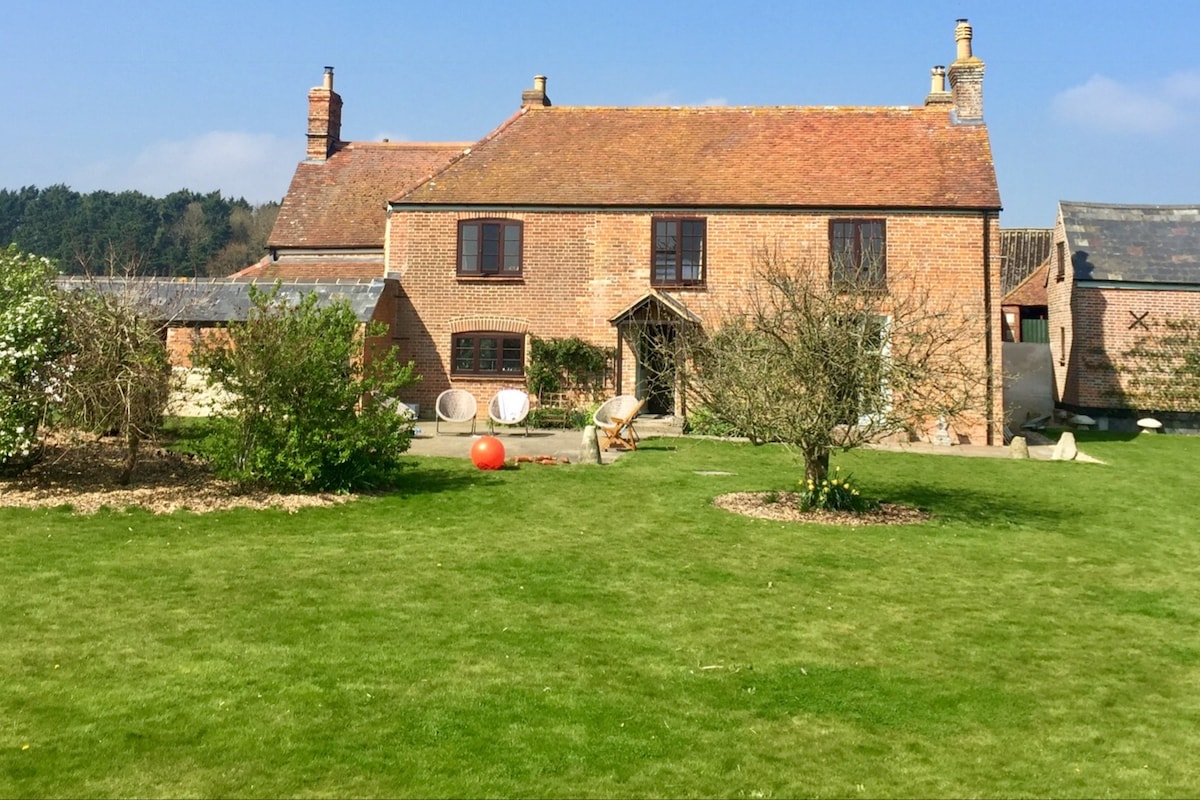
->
406 428 1088 463
407 427 624 464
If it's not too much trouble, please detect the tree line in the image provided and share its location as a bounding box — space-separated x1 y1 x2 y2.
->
0 185 279 278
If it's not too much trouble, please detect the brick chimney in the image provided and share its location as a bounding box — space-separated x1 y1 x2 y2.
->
521 75 552 108
947 19 985 122
925 65 951 105
307 66 343 161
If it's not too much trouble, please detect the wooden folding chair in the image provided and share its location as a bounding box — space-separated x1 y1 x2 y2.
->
593 395 645 451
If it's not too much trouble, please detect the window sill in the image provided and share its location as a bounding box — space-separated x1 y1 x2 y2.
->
651 283 707 291
451 373 526 381
456 276 525 284
832 282 888 294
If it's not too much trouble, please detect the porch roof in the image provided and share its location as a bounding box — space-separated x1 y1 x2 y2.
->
608 290 702 326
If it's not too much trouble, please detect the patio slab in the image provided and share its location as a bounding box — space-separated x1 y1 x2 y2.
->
406 427 626 464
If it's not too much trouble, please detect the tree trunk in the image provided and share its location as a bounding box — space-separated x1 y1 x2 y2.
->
804 449 830 486
119 430 140 486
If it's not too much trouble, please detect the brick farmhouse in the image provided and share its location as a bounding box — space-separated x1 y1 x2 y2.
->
241 19 1004 443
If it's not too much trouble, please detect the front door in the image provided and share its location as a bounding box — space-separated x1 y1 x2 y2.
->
638 323 676 416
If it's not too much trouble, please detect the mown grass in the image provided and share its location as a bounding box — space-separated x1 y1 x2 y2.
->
2 433 1199 798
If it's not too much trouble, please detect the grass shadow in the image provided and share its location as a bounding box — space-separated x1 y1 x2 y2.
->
381 460 480 498
878 481 1075 528
1073 430 1142 444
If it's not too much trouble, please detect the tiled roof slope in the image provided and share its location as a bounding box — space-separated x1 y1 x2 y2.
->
1003 263 1047 306
1063 201 1200 284
233 257 383 280
1000 228 1052 294
393 105 1000 209
270 141 468 249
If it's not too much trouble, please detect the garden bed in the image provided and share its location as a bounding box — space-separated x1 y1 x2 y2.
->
0 434 348 514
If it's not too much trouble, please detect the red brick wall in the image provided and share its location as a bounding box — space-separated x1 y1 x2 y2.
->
1046 213 1075 404
165 326 228 368
1067 286 1200 409
388 208 1001 443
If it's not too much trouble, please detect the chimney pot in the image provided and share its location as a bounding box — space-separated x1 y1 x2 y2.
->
307 66 343 161
955 19 973 61
948 20 985 122
925 65 951 105
521 74 552 108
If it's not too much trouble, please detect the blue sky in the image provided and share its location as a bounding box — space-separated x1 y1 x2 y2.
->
6 0 1199 228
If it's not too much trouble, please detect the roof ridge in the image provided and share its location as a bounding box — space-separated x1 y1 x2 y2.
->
340 140 474 150
1062 200 1200 211
391 107 531 203
530 104 929 113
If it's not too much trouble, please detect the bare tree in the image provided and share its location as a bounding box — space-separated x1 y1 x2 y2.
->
680 247 985 485
206 203 280 277
57 282 172 484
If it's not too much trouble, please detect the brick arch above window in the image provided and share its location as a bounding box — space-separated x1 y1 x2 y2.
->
449 316 530 335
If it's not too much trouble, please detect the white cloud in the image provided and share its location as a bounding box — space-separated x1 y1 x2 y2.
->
78 131 297 203
1163 69 1200 101
1052 72 1199 135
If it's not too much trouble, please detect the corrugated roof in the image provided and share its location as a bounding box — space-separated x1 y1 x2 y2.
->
1062 201 1200 284
999 228 1052 295
57 277 390 323
270 141 468 249
393 105 1001 209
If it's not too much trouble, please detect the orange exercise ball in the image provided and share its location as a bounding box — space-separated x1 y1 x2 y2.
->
470 435 506 470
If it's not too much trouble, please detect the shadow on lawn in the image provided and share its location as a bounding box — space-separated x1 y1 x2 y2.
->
386 462 479 497
880 482 1073 528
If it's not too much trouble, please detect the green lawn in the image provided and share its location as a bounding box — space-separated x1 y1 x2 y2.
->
2 434 1199 798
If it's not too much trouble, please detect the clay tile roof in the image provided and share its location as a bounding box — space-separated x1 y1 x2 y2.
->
1002 263 1048 306
393 105 1000 209
232 258 383 280
270 141 469 249
1062 201 1200 284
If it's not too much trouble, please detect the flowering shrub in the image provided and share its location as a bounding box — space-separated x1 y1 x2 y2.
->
196 284 419 492
798 466 877 512
0 246 66 469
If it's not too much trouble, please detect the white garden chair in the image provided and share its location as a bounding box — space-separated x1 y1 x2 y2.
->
593 395 646 451
435 389 478 435
487 389 530 435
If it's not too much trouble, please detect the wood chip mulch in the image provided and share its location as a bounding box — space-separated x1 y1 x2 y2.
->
713 491 930 526
0 435 351 515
